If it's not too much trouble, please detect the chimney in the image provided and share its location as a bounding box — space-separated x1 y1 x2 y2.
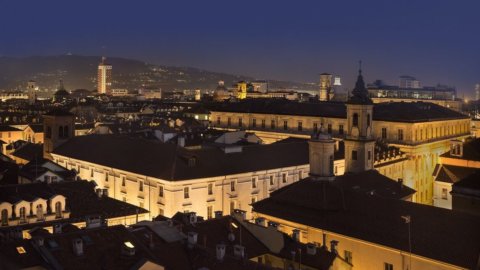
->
306 243 317 255
268 221 279 229
233 209 246 220
216 244 226 261
73 238 84 256
292 229 300 242
214 211 223 219
102 188 109 197
53 224 62 234
322 233 327 250
255 217 266 227
398 178 404 190
330 240 339 254
178 136 185 147
34 237 44 247
187 231 198 248
233 244 246 259
187 212 197 224
95 189 103 198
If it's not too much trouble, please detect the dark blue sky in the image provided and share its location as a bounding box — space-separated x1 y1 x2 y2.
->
0 0 479 96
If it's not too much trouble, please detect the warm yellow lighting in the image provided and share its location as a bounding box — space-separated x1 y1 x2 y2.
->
16 246 26 254
231 222 238 229
124 241 135 248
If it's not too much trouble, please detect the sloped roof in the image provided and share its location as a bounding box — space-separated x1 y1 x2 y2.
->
253 176 480 269
52 135 310 181
209 99 468 123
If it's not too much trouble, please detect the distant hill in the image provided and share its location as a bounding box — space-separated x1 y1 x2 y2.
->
0 55 316 92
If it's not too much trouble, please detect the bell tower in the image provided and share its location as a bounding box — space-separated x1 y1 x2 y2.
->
43 109 75 160
344 62 375 173
309 126 335 181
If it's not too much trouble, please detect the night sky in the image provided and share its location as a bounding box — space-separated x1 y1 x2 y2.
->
0 0 479 96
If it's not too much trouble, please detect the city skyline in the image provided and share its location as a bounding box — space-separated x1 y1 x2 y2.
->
0 1 478 97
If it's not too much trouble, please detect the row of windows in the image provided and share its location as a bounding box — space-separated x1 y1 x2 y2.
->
1 202 63 226
218 116 345 134
380 123 469 142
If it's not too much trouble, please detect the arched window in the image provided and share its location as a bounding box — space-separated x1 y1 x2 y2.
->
367 113 371 127
36 204 44 221
1 209 8 226
58 126 64 138
55 202 62 218
19 207 26 223
352 113 359 127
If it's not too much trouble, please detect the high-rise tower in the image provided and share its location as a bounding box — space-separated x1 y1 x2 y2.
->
344 63 375 173
97 57 112 94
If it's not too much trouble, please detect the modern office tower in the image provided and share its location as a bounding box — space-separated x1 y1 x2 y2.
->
97 56 112 94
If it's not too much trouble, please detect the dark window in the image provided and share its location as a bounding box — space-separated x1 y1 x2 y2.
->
46 127 52 139
58 126 64 138
352 151 358 161
283 121 288 130
269 175 275 185
139 181 144 192
261 119 265 128
55 202 62 218
1 209 7 226
352 113 359 127
207 206 213 219
313 123 318 133
227 117 231 127
271 119 275 129
159 186 164 197
208 183 213 195
184 187 190 199
339 125 344 135
382 128 387 139
327 124 332 134
230 181 236 192
368 151 371 160
216 117 220 125
252 177 257 188
384 263 393 270
238 118 242 128
297 122 302 131
367 114 371 127
64 126 69 138
398 129 404 141
252 118 256 128
282 173 287 183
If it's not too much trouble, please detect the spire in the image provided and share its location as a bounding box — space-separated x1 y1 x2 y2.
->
348 60 372 104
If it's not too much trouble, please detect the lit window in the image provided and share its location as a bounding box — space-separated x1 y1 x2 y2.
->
282 173 287 183
230 181 236 192
139 181 144 192
252 177 257 189
184 187 190 199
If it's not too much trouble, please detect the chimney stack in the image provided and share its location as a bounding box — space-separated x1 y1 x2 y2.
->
306 243 317 255
330 240 339 254
214 211 223 219
73 238 84 256
292 229 301 242
216 244 226 261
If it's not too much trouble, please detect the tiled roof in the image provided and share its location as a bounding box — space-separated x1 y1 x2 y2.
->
52 135 310 181
434 164 477 183
253 176 480 269
11 143 43 162
209 99 468 123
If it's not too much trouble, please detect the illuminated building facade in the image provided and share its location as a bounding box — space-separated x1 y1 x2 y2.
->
97 56 112 94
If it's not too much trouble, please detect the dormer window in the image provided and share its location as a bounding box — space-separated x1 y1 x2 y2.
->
352 113 359 127
450 142 463 157
55 202 62 219
1 209 8 226
19 207 26 223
